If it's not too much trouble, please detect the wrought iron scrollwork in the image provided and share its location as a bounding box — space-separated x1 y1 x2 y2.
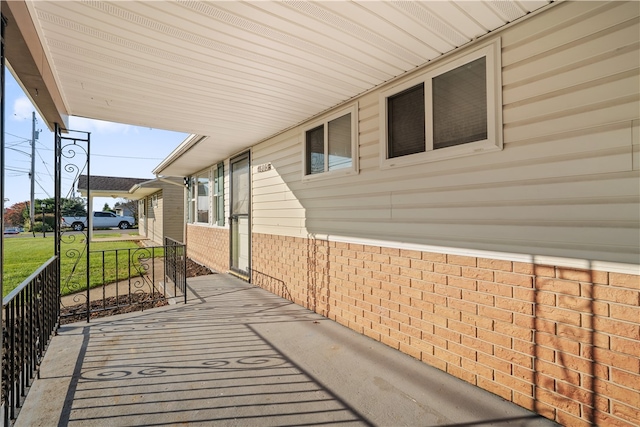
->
57 130 91 321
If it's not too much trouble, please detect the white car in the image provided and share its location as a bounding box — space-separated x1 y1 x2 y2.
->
61 211 136 231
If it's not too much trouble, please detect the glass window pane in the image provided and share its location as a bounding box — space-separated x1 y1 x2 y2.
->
197 173 209 223
328 113 352 171
232 157 249 215
215 163 225 226
433 56 487 149
306 125 325 174
388 83 425 158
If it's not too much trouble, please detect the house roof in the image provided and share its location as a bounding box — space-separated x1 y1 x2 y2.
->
5 1 553 176
128 177 184 199
77 175 149 199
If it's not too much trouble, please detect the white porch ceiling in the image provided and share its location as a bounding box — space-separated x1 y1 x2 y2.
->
22 0 552 176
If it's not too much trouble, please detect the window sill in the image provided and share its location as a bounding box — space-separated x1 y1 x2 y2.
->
302 167 358 183
189 222 228 229
380 138 501 170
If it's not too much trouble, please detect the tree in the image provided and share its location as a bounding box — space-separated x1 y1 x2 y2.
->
114 199 138 219
61 197 87 217
4 202 28 226
102 202 112 212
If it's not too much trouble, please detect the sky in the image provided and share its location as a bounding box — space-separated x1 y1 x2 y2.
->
3 70 187 213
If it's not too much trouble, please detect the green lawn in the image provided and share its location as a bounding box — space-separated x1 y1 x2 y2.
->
3 235 161 298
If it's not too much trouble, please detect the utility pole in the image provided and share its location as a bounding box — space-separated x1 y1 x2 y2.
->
30 112 36 236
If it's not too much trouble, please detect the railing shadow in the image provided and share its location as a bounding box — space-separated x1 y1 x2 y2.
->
252 269 292 301
533 262 597 425
47 285 374 427
17 273 561 427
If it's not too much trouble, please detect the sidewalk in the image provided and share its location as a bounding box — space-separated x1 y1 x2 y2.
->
17 274 558 426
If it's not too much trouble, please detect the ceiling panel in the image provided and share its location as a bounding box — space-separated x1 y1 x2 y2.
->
21 0 552 175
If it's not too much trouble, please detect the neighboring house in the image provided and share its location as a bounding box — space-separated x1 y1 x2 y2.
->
113 203 134 218
77 175 185 244
76 175 148 228
130 178 185 245
154 2 640 426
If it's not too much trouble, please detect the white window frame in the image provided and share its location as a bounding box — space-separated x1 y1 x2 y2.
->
192 168 212 225
212 162 225 227
187 177 195 223
302 103 359 181
139 199 146 217
379 38 502 169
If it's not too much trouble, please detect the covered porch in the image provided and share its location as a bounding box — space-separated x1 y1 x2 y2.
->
3 2 638 427
16 273 554 426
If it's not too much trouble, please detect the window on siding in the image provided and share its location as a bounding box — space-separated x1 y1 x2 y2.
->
303 104 358 179
213 162 225 226
387 83 425 158
433 56 487 149
306 125 324 175
380 39 501 168
196 171 210 224
187 177 195 223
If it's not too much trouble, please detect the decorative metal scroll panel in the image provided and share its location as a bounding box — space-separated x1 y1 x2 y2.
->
60 244 187 323
164 237 187 304
56 129 91 323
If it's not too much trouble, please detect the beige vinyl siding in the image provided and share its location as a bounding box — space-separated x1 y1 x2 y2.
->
633 119 639 170
161 180 185 243
156 193 164 244
251 1 639 265
148 191 162 245
252 129 308 237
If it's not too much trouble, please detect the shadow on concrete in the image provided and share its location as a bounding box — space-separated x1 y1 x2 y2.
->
22 279 373 426
18 274 556 427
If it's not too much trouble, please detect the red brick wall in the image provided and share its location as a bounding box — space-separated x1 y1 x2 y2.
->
185 224 229 273
252 232 640 427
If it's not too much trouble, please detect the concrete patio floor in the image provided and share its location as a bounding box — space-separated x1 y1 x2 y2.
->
17 273 558 427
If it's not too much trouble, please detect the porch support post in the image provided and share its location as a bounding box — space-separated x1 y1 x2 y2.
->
1 11 7 427
86 137 91 323
54 124 61 322
87 196 93 243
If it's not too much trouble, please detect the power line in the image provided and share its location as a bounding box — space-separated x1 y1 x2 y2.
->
88 153 165 160
5 167 30 175
7 140 30 148
5 165 74 183
6 146 31 156
4 132 31 141
34 179 52 198
33 145 165 160
35 148 54 182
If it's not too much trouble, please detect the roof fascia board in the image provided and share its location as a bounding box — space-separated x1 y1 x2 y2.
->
156 177 184 188
152 134 207 175
2 0 69 131
129 179 160 193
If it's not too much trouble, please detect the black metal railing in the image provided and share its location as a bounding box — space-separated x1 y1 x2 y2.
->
164 238 187 304
60 243 188 322
2 256 60 425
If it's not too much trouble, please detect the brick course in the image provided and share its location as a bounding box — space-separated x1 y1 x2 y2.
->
249 233 639 427
185 224 229 273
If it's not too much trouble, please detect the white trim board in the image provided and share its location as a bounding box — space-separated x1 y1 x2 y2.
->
310 233 640 276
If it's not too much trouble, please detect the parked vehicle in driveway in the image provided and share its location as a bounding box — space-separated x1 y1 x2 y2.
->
61 211 136 231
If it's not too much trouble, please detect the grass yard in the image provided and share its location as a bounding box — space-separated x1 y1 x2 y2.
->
3 235 160 298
